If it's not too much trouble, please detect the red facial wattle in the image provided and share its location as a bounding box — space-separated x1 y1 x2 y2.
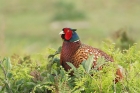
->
65 31 72 40
63 28 73 40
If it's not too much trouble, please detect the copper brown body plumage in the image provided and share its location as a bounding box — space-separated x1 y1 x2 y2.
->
60 41 114 71
59 28 123 83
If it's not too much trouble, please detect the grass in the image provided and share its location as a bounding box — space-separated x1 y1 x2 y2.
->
0 0 140 54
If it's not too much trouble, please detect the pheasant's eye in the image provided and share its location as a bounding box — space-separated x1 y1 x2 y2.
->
63 28 70 33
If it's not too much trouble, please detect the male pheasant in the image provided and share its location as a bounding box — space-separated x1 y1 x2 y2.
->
59 28 123 83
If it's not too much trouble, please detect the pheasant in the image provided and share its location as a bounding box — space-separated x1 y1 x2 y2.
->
59 28 123 83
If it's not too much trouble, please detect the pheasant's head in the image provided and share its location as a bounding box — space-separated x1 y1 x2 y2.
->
59 28 80 42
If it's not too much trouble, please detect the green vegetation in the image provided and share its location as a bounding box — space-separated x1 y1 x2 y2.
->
53 1 86 21
0 44 140 93
0 0 140 92
0 0 140 55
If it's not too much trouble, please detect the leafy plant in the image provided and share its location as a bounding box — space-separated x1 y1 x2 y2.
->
0 44 140 93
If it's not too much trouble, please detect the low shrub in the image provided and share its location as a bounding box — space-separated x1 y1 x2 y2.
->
0 44 140 93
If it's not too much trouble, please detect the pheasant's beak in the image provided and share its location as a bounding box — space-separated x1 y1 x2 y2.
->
59 31 65 35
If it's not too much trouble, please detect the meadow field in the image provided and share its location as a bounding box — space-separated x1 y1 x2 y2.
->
0 0 140 55
0 0 140 92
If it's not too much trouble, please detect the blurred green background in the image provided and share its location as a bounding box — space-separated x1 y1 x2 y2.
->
0 0 140 56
